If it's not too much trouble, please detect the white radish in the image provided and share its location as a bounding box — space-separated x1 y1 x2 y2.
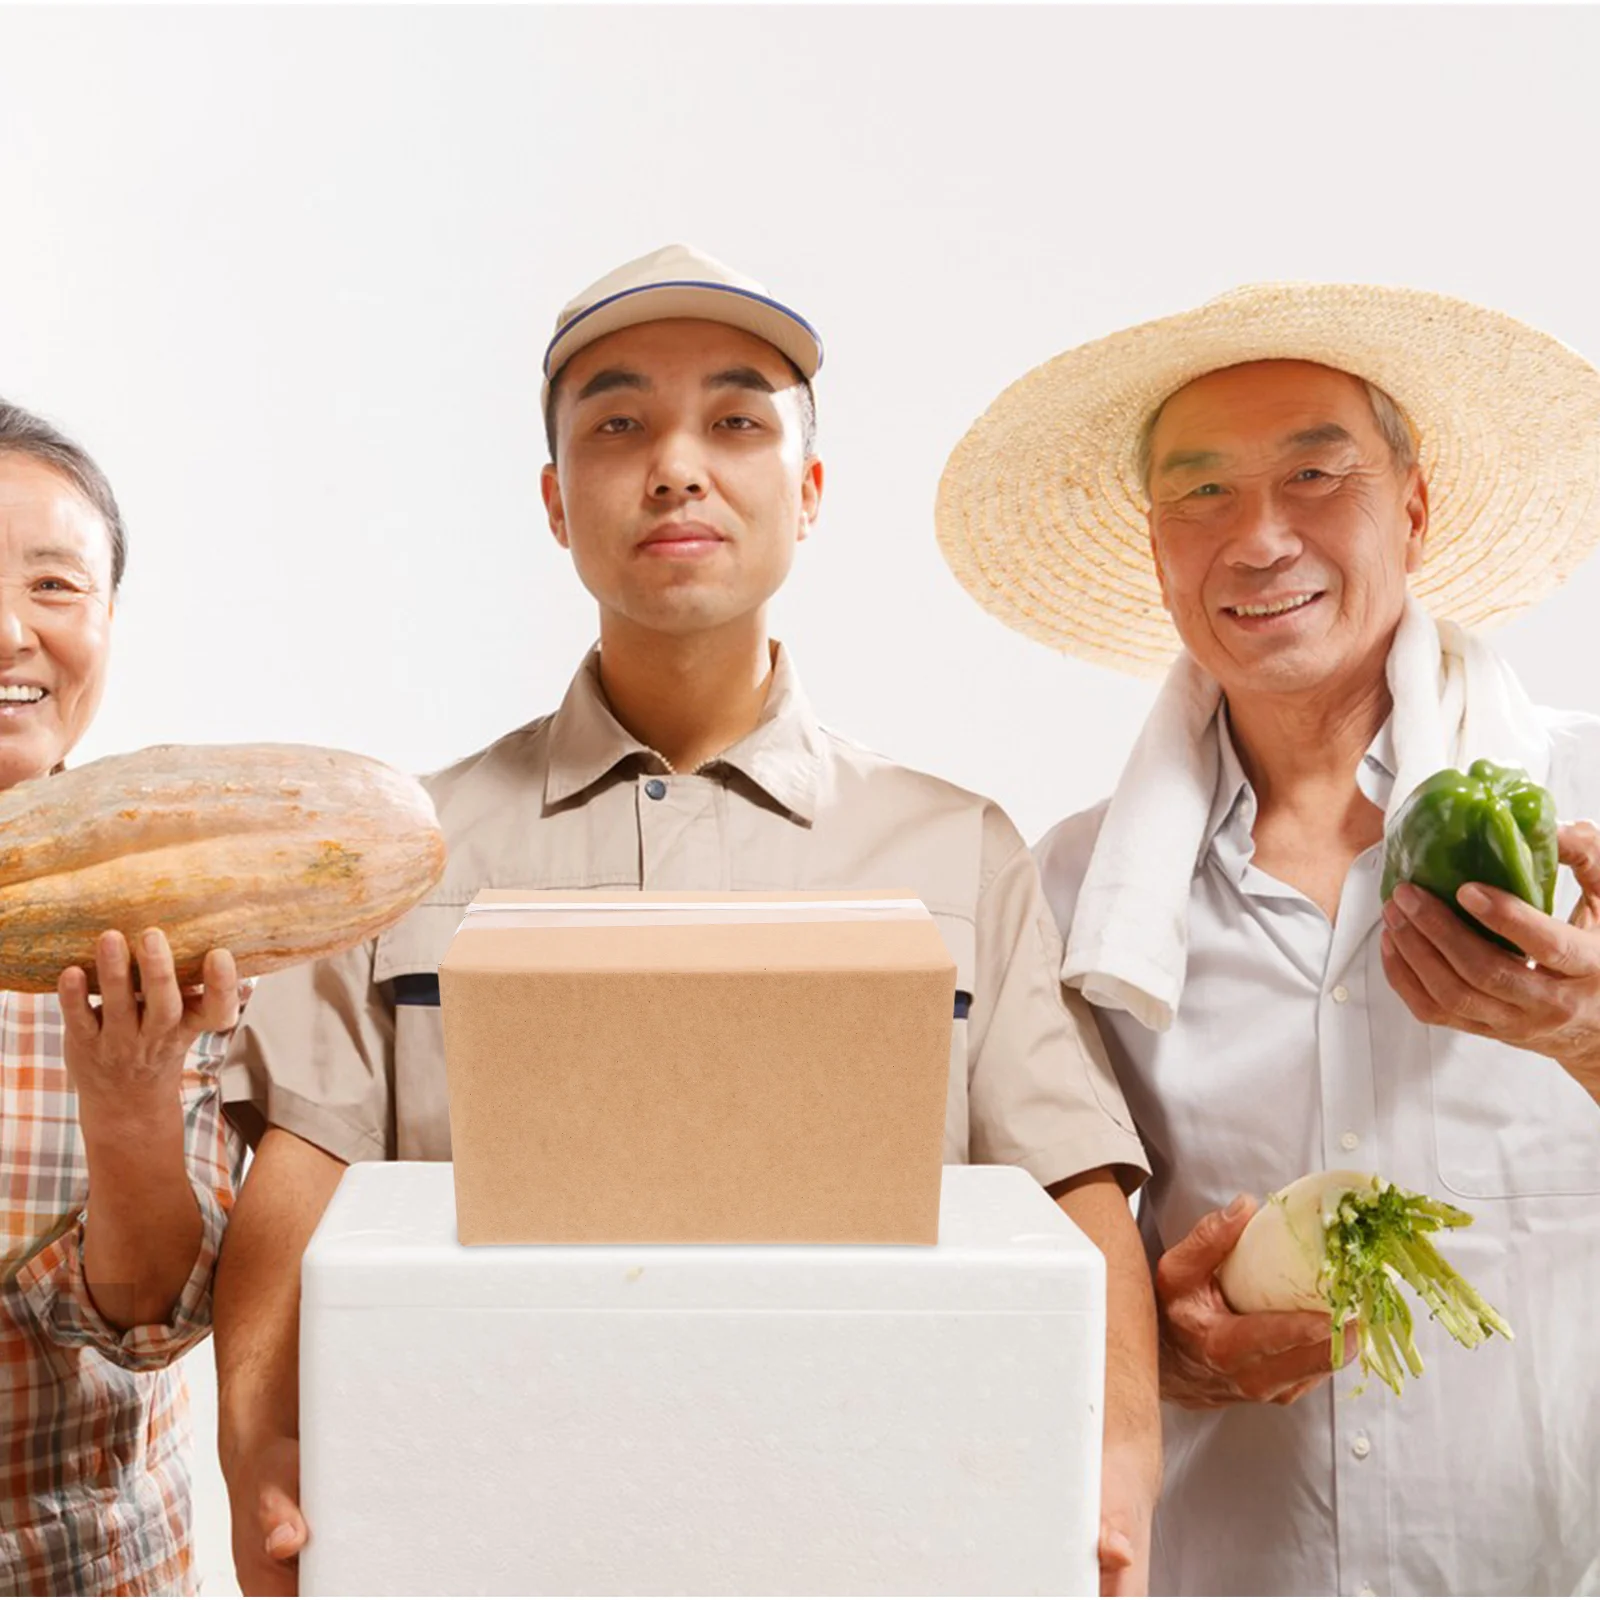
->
1218 1169 1376 1313
1217 1169 1513 1397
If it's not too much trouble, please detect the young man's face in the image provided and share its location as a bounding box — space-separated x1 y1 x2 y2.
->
542 318 821 639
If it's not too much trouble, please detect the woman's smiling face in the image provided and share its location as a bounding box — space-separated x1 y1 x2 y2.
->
0 452 115 788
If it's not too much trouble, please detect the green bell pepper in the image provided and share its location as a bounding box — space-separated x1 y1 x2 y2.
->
1381 759 1559 953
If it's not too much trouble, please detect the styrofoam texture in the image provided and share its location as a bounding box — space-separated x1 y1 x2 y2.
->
299 1164 1105 1596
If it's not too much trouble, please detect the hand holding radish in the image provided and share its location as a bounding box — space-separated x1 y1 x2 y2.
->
1381 820 1600 1103
1154 1194 1355 1409
1218 1171 1511 1398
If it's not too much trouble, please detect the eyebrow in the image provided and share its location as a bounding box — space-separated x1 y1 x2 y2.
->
1156 448 1225 477
574 368 651 403
24 545 94 567
705 366 777 396
1284 423 1357 450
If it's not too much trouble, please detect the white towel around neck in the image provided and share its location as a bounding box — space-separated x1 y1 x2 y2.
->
1059 595 1550 1033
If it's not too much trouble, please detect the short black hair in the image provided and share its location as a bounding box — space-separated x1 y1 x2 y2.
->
0 400 126 591
544 353 817 463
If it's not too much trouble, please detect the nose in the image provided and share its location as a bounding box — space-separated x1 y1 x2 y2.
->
1225 487 1303 572
0 585 32 658
648 429 708 504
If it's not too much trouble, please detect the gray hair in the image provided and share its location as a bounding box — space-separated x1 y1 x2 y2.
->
1135 371 1419 492
0 401 127 592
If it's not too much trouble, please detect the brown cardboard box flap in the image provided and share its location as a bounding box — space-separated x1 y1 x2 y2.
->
440 889 956 1245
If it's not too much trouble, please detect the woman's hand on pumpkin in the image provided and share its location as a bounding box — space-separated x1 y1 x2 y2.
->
59 930 239 1121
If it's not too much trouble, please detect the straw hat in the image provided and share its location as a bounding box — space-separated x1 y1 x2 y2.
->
935 283 1600 678
542 243 823 413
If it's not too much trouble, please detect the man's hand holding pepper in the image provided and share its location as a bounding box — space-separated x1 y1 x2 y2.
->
1381 820 1600 1102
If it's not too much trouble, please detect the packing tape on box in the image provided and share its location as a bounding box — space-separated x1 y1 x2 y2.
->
455 898 928 931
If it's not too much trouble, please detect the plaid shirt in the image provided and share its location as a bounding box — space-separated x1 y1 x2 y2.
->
1 989 244 1597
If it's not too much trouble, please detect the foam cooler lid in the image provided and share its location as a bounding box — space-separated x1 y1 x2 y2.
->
302 1162 1104 1313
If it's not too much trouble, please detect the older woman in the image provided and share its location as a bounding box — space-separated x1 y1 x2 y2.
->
0 401 241 1597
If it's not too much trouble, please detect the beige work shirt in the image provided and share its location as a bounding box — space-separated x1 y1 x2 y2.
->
224 646 1147 1192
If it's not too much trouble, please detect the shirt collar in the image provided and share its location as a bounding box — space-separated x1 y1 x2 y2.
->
544 642 825 824
1203 701 1399 884
1203 708 1256 883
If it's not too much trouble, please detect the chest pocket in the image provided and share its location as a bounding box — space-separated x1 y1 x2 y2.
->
1423 865 1600 1199
929 910 977 1164
1429 1029 1600 1199
373 901 468 1162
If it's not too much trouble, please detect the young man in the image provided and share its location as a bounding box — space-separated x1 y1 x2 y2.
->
214 244 1162 1596
937 284 1600 1595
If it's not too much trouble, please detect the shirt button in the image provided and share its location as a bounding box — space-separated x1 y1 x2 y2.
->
1351 1433 1372 1460
1331 984 1350 1004
644 779 667 801
1340 1131 1360 1152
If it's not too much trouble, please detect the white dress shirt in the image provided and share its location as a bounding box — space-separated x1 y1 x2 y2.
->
1037 706 1600 1597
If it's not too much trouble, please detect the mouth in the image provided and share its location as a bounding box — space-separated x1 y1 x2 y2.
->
1223 591 1324 623
0 685 48 708
638 522 728 559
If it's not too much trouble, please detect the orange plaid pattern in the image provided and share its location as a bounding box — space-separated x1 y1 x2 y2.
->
1 989 244 1597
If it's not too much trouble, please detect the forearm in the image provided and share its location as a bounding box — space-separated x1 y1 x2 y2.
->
1055 1171 1162 1490
78 1095 204 1330
215 1128 346 1474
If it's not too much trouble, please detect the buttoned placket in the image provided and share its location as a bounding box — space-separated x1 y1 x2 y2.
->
1225 757 1395 1597
1320 838 1393 1598
636 768 733 890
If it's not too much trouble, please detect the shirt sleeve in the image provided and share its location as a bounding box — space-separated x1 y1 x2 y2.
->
220 937 395 1165
967 805 1150 1194
17 1019 248 1372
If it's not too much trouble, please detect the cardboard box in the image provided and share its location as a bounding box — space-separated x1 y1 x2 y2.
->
438 889 956 1245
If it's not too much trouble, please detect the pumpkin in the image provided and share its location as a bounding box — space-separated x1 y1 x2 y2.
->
0 743 446 992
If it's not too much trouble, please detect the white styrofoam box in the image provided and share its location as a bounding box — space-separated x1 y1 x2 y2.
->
299 1163 1106 1597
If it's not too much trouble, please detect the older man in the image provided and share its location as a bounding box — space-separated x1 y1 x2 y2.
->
215 244 1161 1597
936 285 1600 1596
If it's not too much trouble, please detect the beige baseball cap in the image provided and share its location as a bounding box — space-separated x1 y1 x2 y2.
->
541 242 824 412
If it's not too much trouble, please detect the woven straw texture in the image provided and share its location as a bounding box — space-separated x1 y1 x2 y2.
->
935 283 1600 678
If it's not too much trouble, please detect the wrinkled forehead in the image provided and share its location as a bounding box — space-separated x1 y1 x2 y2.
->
1151 358 1373 440
0 455 113 576
1158 358 1369 425
1139 360 1394 490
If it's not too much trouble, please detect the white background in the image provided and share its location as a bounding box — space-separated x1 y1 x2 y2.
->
2 6 1598 1593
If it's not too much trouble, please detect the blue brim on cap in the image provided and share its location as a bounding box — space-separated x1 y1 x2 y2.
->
542 279 825 391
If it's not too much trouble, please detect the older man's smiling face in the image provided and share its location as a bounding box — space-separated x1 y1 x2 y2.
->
1147 359 1428 702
